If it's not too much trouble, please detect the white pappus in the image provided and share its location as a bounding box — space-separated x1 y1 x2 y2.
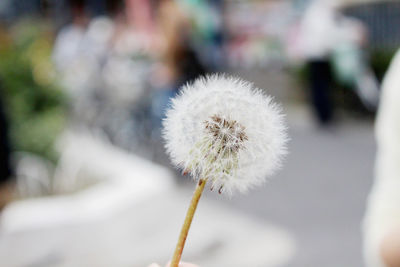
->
163 74 288 195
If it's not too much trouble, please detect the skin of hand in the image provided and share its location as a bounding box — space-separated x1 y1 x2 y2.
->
380 227 400 267
148 262 198 267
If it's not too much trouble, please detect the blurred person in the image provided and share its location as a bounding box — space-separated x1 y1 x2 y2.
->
53 0 121 128
53 0 160 154
99 0 158 149
151 0 207 132
52 0 88 72
300 0 372 125
300 0 337 125
53 0 106 131
363 50 400 267
157 0 204 87
178 0 225 70
125 0 154 34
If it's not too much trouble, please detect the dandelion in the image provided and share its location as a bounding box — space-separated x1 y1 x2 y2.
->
163 74 288 267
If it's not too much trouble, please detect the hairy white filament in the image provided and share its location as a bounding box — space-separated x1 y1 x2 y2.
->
163 74 288 195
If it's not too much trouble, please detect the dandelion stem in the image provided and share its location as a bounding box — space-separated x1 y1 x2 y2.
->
170 179 207 267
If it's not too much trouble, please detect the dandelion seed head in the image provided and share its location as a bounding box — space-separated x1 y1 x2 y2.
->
163 74 288 195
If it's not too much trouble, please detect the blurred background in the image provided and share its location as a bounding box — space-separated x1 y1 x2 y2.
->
0 0 397 266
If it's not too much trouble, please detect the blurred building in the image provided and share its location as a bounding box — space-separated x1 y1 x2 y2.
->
343 1 400 50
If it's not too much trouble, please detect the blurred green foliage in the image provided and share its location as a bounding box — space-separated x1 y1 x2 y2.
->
370 48 397 83
0 20 66 162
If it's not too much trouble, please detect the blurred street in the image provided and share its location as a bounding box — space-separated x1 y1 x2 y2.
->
203 69 377 266
213 100 376 266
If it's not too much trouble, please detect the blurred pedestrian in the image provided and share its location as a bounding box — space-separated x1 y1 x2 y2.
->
52 0 88 72
300 0 374 124
300 0 337 125
157 0 207 89
150 0 207 132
